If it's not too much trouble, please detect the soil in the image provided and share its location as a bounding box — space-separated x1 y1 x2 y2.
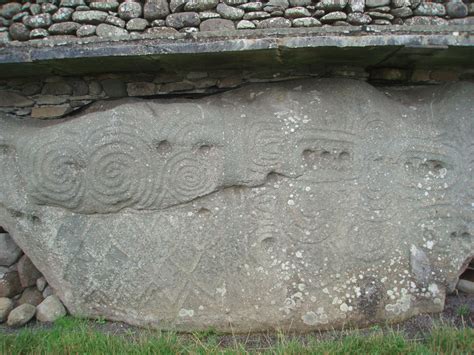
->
1 291 473 350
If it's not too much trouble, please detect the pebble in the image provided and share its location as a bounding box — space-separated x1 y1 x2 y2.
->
347 12 372 25
36 295 67 323
216 3 245 20
52 7 74 23
200 18 235 31
72 10 108 25
243 11 271 20
48 21 81 35
1 3 21 19
0 297 13 323
366 0 390 7
457 279 474 294
30 28 49 39
257 17 291 28
319 0 348 11
446 1 468 18
118 1 143 20
105 15 126 28
23 14 52 28
17 255 42 288
292 17 322 27
166 12 201 28
144 0 170 20
320 11 348 22
236 19 256 29
0 233 22 267
9 22 30 41
126 18 149 31
391 7 413 18
89 1 120 12
285 7 311 19
7 304 36 327
413 3 446 17
96 23 128 38
184 0 219 12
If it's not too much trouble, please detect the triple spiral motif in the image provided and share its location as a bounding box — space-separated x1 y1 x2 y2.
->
22 123 218 212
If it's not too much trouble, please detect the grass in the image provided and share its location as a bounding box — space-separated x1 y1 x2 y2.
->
0 317 473 354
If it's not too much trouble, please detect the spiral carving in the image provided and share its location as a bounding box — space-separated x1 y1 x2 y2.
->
247 122 284 172
28 139 86 209
164 151 216 202
86 125 157 210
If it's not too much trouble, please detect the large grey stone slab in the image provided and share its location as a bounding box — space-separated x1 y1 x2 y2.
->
0 79 472 331
0 26 473 78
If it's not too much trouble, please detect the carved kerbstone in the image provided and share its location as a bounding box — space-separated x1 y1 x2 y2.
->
0 79 472 331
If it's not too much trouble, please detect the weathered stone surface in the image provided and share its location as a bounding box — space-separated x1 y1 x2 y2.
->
0 91 33 107
319 0 348 11
0 270 22 298
126 82 156 96
31 105 72 119
348 0 365 12
257 17 291 28
145 26 179 34
96 23 128 38
243 11 270 20
366 0 390 7
23 14 52 28
89 1 120 12
0 233 22 267
8 23 29 41
321 11 347 22
0 80 472 331
1 3 20 20
48 22 81 35
347 12 372 24
446 1 468 19
76 24 96 37
72 10 108 25
285 7 311 19
36 277 47 292
29 28 48 39
0 297 13 323
413 3 446 17
403 15 448 25
292 17 322 27
41 3 58 14
126 18 149 31
118 1 143 20
457 279 474 294
216 3 244 20
144 0 170 20
18 287 44 306
391 6 412 18
166 12 200 28
184 0 219 12
200 18 235 31
105 15 126 28
7 304 35 327
36 295 67 322
52 7 74 23
60 0 86 7
236 19 255 29
17 255 42 288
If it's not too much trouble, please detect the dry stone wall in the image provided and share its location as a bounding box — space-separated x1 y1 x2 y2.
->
0 66 465 119
1 227 67 327
0 0 473 42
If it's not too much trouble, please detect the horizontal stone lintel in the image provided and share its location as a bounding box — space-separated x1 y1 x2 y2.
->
0 26 474 78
